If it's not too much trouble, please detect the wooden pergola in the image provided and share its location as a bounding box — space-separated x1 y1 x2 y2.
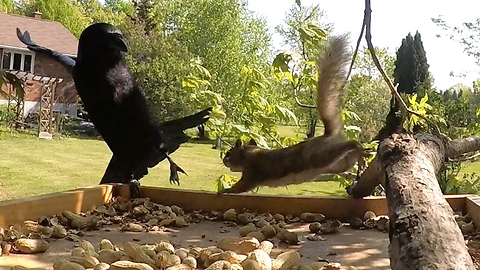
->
5 70 63 139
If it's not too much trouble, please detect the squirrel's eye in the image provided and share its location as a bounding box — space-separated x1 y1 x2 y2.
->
225 150 231 157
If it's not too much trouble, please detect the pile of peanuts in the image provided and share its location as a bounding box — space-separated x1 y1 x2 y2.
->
3 197 400 270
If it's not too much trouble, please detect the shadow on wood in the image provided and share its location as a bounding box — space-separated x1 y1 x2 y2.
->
0 185 470 229
0 185 113 228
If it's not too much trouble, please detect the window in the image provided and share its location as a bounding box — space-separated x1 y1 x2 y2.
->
1 50 34 73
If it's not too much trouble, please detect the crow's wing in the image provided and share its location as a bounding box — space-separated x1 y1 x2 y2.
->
158 107 212 131
16 28 77 73
158 107 213 153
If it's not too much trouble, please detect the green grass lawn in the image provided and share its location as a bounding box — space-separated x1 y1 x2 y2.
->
276 125 324 139
460 162 480 175
0 128 346 201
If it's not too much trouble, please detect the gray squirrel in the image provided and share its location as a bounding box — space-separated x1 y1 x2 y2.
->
218 35 368 194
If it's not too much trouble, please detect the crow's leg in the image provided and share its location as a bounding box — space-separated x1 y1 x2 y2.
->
165 154 187 185
128 178 143 198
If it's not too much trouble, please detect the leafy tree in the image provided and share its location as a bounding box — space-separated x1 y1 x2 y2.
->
344 47 393 141
275 2 333 52
0 71 25 125
78 0 126 25
394 31 431 94
104 0 135 19
114 0 274 130
183 60 299 148
273 1 332 138
440 83 477 129
394 31 430 95
130 0 156 35
120 19 195 122
392 31 432 134
393 33 423 94
17 0 90 37
0 0 20 13
172 0 272 98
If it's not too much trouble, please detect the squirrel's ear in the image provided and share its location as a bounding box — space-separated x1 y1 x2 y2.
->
235 139 243 147
248 139 257 146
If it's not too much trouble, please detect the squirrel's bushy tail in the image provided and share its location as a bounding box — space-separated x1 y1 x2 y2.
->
317 35 351 136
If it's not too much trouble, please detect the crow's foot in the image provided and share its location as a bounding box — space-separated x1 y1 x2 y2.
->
166 156 187 185
129 179 142 198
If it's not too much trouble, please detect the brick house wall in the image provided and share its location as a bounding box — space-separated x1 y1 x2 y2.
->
0 49 78 117
0 12 79 118
26 53 78 104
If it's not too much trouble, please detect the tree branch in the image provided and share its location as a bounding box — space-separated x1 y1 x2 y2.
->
344 2 478 268
363 0 443 137
345 7 366 83
292 42 317 109
348 135 480 198
446 136 480 158
293 87 316 109
379 134 475 269
448 152 480 162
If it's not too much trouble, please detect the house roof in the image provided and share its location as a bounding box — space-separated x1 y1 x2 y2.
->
0 12 78 56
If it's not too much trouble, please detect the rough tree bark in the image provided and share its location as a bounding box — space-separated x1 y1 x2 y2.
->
341 0 479 268
345 156 382 198
378 133 475 269
347 136 480 198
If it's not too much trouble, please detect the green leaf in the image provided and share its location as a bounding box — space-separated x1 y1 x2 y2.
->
232 124 249 133
211 107 227 118
274 105 299 125
345 126 360 139
306 23 327 39
181 77 200 89
295 0 301 8
345 125 362 132
240 66 251 78
272 52 293 81
258 115 276 126
202 90 225 104
342 110 362 122
255 135 270 149
215 174 231 192
247 80 266 91
299 25 315 41
419 92 429 106
193 64 212 79
258 96 270 107
298 23 327 46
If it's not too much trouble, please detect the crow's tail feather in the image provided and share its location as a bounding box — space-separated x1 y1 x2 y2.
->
158 107 212 132
100 155 129 184
158 107 213 153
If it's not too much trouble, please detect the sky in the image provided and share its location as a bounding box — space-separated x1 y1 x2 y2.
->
247 0 480 91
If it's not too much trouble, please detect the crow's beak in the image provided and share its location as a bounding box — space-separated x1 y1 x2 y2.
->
109 33 128 52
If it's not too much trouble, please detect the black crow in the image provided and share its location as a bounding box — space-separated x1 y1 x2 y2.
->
16 23 212 197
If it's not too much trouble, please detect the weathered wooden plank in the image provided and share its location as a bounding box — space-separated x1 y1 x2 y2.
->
141 187 466 221
0 185 113 228
0 185 468 227
466 195 480 228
